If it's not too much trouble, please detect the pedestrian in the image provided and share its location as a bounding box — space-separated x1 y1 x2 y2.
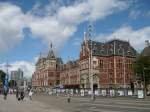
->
16 88 19 99
20 90 24 100
56 93 59 98
17 90 21 101
3 90 8 100
67 93 71 103
3 86 8 100
29 90 33 100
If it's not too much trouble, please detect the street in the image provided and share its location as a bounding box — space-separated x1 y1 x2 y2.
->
1 94 150 112
34 95 150 112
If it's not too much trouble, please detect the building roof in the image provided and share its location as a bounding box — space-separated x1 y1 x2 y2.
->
63 60 79 70
47 50 55 59
86 39 137 57
56 58 63 64
47 43 55 59
36 57 46 66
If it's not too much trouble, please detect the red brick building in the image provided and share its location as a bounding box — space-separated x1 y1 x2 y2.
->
60 60 80 89
32 34 137 91
32 45 63 91
80 34 137 89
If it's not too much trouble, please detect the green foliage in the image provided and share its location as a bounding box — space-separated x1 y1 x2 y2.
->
134 55 150 84
9 80 17 88
0 70 6 86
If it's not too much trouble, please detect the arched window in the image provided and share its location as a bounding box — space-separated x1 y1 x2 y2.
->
99 60 103 69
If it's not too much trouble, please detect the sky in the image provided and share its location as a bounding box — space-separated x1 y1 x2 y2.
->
0 0 150 78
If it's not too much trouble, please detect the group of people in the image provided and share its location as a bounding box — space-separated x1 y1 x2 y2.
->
16 89 33 101
1 87 33 101
16 89 25 100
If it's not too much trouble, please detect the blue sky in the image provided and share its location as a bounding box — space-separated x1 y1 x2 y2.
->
0 0 150 77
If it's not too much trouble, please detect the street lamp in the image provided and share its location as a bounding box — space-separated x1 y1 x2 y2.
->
89 40 94 100
87 24 94 100
123 48 126 96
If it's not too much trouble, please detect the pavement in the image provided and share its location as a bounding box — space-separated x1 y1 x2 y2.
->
34 95 150 112
0 94 150 112
0 94 64 112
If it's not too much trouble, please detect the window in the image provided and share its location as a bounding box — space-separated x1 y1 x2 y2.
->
86 63 88 69
109 60 113 68
93 61 96 65
126 74 130 79
118 59 122 69
99 60 103 69
109 73 113 78
110 78 113 84
129 60 132 69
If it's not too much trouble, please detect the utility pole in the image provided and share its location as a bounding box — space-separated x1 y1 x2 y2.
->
5 61 11 81
123 49 126 96
113 41 117 88
90 40 94 100
87 24 94 100
68 56 71 86
107 58 110 96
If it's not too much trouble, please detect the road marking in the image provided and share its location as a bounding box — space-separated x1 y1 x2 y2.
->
72 97 150 104
80 102 150 110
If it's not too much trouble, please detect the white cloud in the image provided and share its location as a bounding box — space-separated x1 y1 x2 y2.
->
0 3 26 53
0 0 129 53
0 61 35 78
95 26 150 51
88 0 128 21
129 10 150 20
129 10 141 20
56 0 128 24
27 16 77 54
27 0 129 53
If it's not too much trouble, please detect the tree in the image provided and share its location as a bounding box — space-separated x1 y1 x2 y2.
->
134 55 150 88
0 70 6 87
9 80 17 88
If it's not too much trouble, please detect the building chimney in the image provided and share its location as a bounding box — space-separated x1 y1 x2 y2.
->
145 40 150 47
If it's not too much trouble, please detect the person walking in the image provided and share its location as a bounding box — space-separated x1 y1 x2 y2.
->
20 90 24 100
29 90 33 100
3 85 8 100
67 93 71 103
16 88 19 99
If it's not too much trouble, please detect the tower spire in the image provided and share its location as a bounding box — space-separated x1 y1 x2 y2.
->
50 43 53 49
84 31 87 43
47 42 55 59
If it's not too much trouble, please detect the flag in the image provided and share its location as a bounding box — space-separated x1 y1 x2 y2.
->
3 74 9 93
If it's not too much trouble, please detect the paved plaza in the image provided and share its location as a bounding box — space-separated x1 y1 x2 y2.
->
0 94 62 112
0 94 150 112
34 95 150 112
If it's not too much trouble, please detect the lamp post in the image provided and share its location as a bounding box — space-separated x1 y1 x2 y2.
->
87 24 94 100
88 39 94 100
123 49 126 96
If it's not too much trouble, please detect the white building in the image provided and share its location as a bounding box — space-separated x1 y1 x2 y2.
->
11 68 24 88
